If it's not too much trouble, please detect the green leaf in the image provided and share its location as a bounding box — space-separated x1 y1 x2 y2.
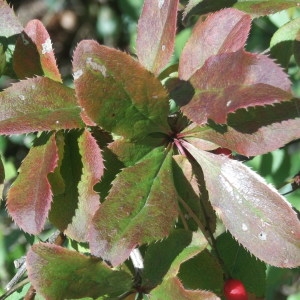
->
150 276 220 300
65 129 104 242
26 243 133 300
181 49 292 125
89 150 179 266
49 131 82 232
13 19 62 81
182 141 300 267
0 76 83 135
7 133 58 234
216 232 266 297
142 229 193 289
136 0 178 76
178 250 223 295
179 8 251 80
270 17 300 68
73 40 170 140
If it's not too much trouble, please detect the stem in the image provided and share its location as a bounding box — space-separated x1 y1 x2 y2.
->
0 279 30 300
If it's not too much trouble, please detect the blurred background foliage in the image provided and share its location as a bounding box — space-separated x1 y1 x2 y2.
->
0 0 299 299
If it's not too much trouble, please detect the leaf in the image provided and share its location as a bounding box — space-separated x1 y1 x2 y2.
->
73 40 170 140
65 129 103 242
180 49 292 125
0 76 83 135
216 232 266 297
142 229 193 289
270 17 300 68
136 0 179 76
13 19 62 82
7 133 58 234
48 131 82 232
183 0 300 22
26 243 133 300
182 141 300 267
178 250 223 295
150 277 220 300
89 150 179 266
179 8 251 81
0 0 23 38
183 99 300 156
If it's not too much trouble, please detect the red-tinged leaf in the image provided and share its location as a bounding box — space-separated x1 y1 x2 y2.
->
65 130 103 242
73 40 170 139
0 76 83 134
183 0 300 21
89 150 178 266
7 133 58 234
13 19 62 82
26 243 133 300
150 277 220 300
0 0 23 38
182 141 300 267
136 0 179 76
183 99 300 156
179 8 251 81
181 50 292 124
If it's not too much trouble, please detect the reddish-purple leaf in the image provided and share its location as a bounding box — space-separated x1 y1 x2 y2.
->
136 0 179 76
0 76 83 134
181 50 292 125
26 243 132 300
7 134 58 234
89 150 178 266
179 8 251 81
182 141 300 267
182 99 300 156
65 130 103 242
0 0 23 38
73 40 170 139
13 20 62 81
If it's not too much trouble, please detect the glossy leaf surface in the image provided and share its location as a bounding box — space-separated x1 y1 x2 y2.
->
182 141 300 267
13 19 62 81
0 77 83 134
73 40 170 140
137 0 178 76
27 243 132 300
89 150 178 266
181 50 292 124
7 133 58 234
183 99 300 156
65 130 103 242
179 8 251 80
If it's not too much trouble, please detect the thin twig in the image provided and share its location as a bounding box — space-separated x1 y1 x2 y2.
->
0 278 30 300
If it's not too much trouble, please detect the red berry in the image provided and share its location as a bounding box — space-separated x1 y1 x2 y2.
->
224 279 248 300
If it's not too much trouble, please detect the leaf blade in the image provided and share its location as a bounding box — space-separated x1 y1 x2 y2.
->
136 0 179 76
73 40 170 139
89 150 179 266
182 141 300 267
13 19 62 81
0 77 83 134
179 8 251 80
26 243 132 300
7 133 58 234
